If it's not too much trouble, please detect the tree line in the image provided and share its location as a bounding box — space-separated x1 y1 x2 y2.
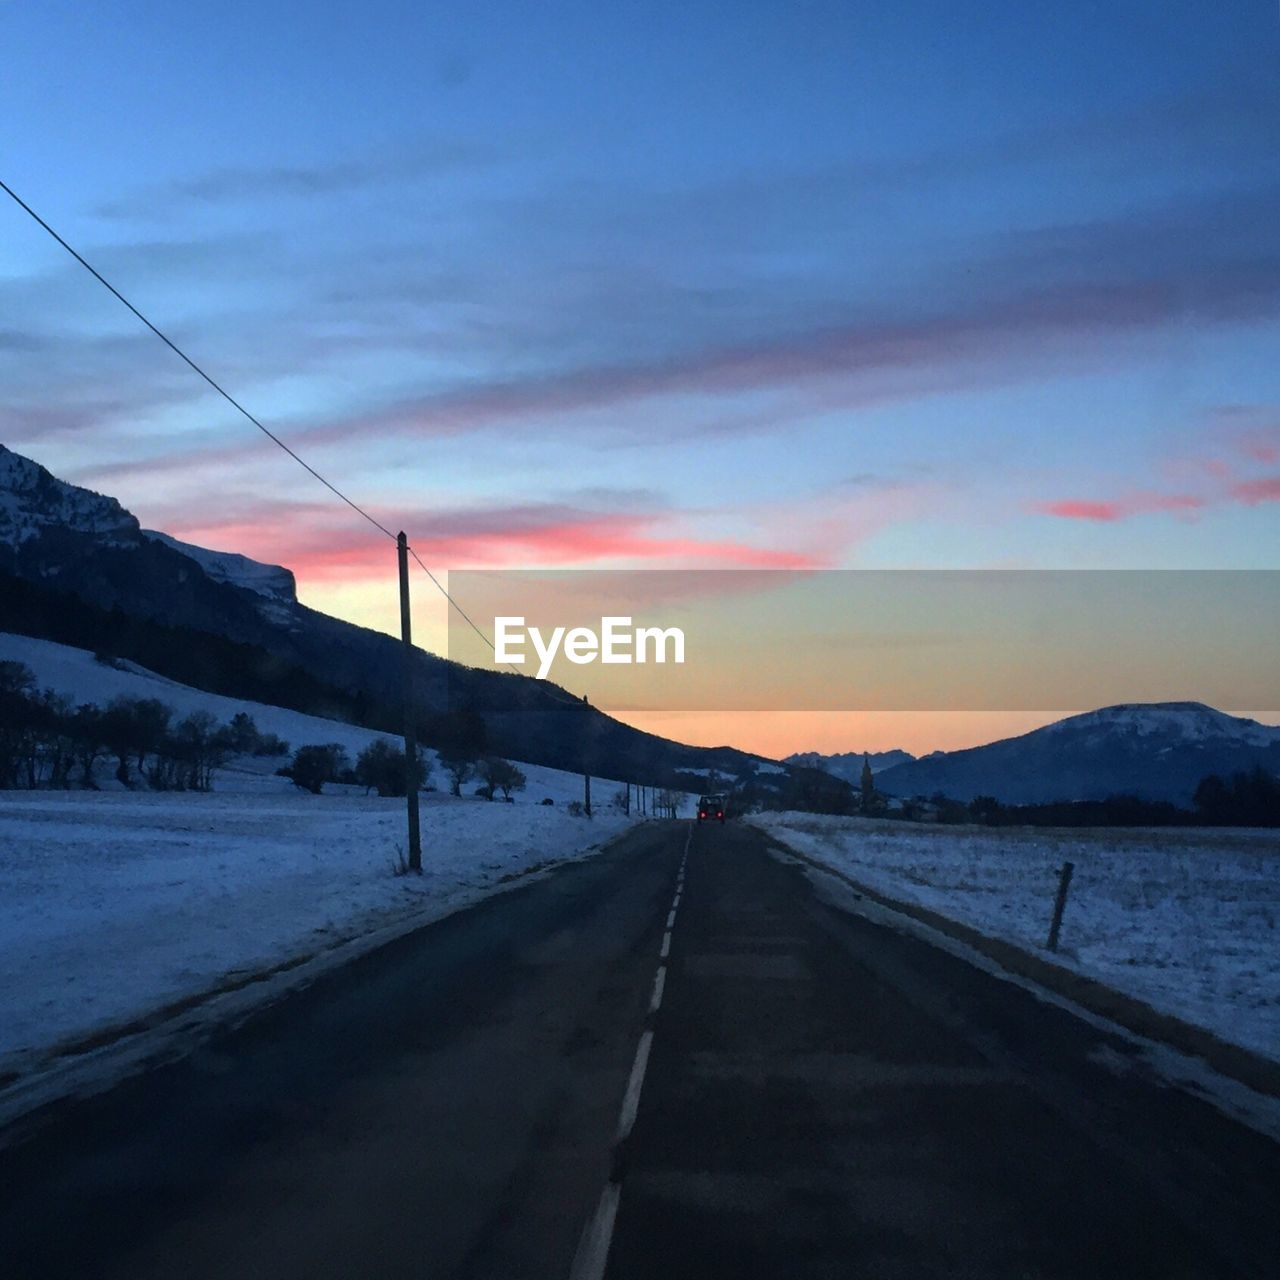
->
899 767 1280 828
277 740 530 802
0 659 288 792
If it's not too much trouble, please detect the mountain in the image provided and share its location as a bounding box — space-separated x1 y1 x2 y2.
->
142 530 297 611
785 749 915 781
874 703 1280 806
0 444 780 787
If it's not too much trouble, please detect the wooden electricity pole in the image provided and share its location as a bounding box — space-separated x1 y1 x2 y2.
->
397 532 422 873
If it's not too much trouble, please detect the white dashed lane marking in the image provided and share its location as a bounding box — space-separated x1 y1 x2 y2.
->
649 966 667 1013
617 1029 655 1142
569 822 693 1280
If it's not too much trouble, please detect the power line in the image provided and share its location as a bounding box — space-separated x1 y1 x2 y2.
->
1 177 592 709
0 178 396 541
408 548 587 707
407 548 486 645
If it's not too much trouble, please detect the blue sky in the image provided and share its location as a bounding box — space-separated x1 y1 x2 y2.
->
3 1 1279 748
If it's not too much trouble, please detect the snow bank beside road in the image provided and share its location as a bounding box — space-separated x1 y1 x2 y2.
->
751 812 1280 1063
0 790 632 1077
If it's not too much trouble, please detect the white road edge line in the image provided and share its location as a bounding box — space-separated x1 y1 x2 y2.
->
659 930 671 958
649 965 667 1013
665 909 676 929
617 1028 654 1141
568 1182 621 1280
672 894 681 909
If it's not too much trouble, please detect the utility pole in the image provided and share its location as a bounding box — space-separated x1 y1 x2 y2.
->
624 780 630 816
582 693 592 818
397 532 422 873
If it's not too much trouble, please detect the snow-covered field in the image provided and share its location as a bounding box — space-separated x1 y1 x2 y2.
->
0 633 683 1086
752 812 1280 1063
0 790 632 1076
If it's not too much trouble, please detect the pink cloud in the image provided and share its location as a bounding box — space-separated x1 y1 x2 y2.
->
1036 499 1127 522
1230 475 1280 506
1033 491 1207 522
162 504 822 583
1239 433 1280 465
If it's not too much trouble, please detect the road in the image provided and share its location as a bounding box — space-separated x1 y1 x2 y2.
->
1 819 1278 1279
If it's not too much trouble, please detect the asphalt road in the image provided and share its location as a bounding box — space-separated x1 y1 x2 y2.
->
2 819 1278 1279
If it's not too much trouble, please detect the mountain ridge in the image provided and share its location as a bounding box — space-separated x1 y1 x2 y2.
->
873 702 1280 806
784 749 916 780
0 443 782 787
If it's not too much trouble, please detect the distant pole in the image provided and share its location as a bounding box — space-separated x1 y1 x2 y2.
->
397 532 422 873
582 694 592 817
625 781 630 816
1046 861 1074 951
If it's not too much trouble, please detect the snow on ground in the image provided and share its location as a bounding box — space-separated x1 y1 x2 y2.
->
0 790 634 1077
0 632 689 1083
751 812 1280 1063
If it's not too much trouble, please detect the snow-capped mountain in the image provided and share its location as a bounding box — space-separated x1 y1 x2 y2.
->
0 444 139 547
875 702 1280 806
1040 702 1280 749
0 444 775 785
0 444 298 623
785 748 916 781
143 530 296 606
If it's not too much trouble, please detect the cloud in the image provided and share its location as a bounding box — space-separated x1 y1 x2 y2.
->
1033 481 1280 523
156 497 822 580
1035 401 1280 523
95 139 502 217
1033 495 1206 522
1230 476 1280 506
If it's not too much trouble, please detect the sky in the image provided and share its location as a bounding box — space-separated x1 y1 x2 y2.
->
2 1 1279 757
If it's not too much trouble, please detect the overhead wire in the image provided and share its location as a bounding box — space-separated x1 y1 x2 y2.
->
0 178 397 542
0 177 592 708
407 548 589 706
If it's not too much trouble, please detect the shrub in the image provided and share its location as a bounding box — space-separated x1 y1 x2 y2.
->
284 743 349 794
356 739 428 797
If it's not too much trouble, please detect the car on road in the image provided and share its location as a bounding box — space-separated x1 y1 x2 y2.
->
697 793 727 822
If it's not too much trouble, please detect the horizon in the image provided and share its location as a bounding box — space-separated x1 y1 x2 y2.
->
4 437 1278 759
3 3 1279 758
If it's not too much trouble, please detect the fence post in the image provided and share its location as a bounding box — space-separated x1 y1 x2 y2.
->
1046 860 1074 951
396 532 422 873
579 693 592 816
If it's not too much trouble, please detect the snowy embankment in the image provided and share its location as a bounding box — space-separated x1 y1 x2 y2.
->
751 812 1280 1064
0 632 658 1085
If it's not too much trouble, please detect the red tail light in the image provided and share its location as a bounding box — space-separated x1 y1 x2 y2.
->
717 811 723 818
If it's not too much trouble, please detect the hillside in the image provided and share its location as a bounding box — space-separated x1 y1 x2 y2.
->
0 444 781 789
875 703 1280 805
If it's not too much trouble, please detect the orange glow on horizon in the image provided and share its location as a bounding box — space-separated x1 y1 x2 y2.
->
617 709 1068 760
